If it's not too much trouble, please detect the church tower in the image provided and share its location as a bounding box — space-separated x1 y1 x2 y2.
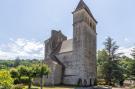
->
72 0 97 86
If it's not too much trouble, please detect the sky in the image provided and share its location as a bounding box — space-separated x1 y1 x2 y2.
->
0 0 135 59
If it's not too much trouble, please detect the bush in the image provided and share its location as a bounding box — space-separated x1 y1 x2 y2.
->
14 77 29 84
14 79 20 84
11 84 26 89
20 77 29 84
97 79 106 85
0 70 13 89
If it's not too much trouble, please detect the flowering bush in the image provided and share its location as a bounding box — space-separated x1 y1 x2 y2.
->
0 70 13 89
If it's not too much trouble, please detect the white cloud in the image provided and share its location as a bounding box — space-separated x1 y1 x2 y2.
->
0 38 134 60
117 46 134 58
98 46 134 58
0 38 44 60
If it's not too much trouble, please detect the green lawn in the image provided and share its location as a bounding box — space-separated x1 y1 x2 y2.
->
24 86 75 89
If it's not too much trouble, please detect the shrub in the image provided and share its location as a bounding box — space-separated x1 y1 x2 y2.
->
14 79 20 84
20 77 29 84
13 77 29 84
11 84 26 89
97 79 106 85
0 70 13 89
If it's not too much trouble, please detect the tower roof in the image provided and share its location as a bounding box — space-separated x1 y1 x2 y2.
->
74 0 97 23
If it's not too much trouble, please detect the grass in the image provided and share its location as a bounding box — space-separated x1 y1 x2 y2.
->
24 86 75 89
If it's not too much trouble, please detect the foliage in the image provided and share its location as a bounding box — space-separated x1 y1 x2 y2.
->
10 68 20 79
33 64 50 77
20 77 29 84
131 48 135 59
14 57 21 67
0 59 41 69
32 64 50 89
0 70 13 89
118 56 135 83
97 49 108 79
9 64 50 89
0 60 14 69
129 60 135 80
104 37 119 60
97 37 125 86
97 49 108 65
118 56 133 79
11 84 26 89
12 77 29 85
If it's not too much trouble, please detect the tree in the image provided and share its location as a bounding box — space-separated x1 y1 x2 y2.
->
16 64 50 89
129 60 135 81
10 68 20 84
131 48 135 59
97 37 125 86
111 61 124 86
10 68 19 78
0 70 13 89
17 65 34 89
14 57 21 67
97 49 108 65
97 49 108 79
118 56 133 79
103 37 119 85
33 64 50 89
104 37 119 61
25 66 35 89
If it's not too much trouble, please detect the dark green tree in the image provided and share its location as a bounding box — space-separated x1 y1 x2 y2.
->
14 57 21 67
10 68 20 84
97 49 108 65
104 37 119 85
97 49 108 79
131 48 135 59
129 60 135 81
97 37 124 86
104 37 119 61
118 56 133 79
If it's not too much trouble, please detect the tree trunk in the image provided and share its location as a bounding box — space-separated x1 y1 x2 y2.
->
40 75 43 89
28 77 31 89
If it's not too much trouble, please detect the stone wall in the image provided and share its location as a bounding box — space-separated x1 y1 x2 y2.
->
56 52 78 85
44 60 62 85
33 59 62 86
73 8 97 86
45 30 67 59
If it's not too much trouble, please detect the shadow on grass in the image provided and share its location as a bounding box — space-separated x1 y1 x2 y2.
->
25 85 109 89
93 86 109 89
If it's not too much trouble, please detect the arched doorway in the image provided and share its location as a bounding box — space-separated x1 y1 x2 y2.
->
89 78 92 86
83 79 87 87
77 78 82 86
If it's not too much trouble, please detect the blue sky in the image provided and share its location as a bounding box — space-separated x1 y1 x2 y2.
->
0 0 135 59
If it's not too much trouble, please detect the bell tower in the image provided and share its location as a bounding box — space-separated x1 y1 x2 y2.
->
72 0 97 86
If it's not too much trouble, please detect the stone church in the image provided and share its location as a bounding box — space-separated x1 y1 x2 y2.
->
42 0 97 86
